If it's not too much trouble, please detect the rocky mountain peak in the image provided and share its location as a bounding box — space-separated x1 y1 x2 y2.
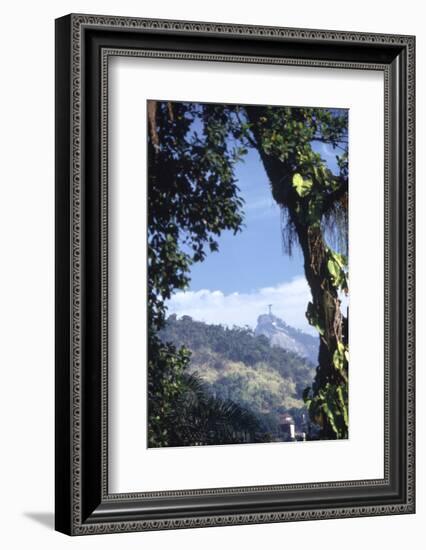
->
255 312 318 364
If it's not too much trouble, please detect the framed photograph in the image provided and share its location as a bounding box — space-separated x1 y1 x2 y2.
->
55 14 415 535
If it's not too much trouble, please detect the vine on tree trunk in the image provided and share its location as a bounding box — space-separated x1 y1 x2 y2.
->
300 225 349 439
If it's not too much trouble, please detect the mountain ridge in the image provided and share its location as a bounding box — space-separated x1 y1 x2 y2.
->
255 313 319 363
158 314 317 434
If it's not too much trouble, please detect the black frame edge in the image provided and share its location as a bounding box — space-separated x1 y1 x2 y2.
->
55 14 72 536
55 13 415 536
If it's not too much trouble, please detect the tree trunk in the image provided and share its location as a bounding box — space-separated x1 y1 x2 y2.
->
294 220 346 438
245 106 347 438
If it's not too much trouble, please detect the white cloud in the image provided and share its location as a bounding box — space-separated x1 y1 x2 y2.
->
242 196 280 221
166 276 316 335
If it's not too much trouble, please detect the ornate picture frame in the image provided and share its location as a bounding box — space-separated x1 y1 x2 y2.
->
55 13 415 535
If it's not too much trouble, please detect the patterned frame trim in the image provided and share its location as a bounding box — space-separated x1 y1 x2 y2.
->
68 14 415 535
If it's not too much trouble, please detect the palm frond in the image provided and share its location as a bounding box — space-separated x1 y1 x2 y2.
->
322 194 348 255
280 206 299 256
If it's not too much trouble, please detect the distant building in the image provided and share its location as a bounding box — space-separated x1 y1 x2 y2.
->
279 414 295 441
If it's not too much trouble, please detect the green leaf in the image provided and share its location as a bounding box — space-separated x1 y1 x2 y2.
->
321 401 338 436
326 251 348 292
333 251 348 268
292 173 313 197
336 386 349 427
327 257 341 287
333 347 344 371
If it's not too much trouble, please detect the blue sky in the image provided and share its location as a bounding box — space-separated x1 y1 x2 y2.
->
167 110 345 333
188 146 302 294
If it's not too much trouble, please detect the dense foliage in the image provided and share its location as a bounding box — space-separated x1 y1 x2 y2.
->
148 101 254 447
149 349 264 447
147 101 245 331
160 315 316 436
160 314 314 396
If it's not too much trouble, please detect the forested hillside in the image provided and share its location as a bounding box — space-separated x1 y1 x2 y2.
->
159 315 316 436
